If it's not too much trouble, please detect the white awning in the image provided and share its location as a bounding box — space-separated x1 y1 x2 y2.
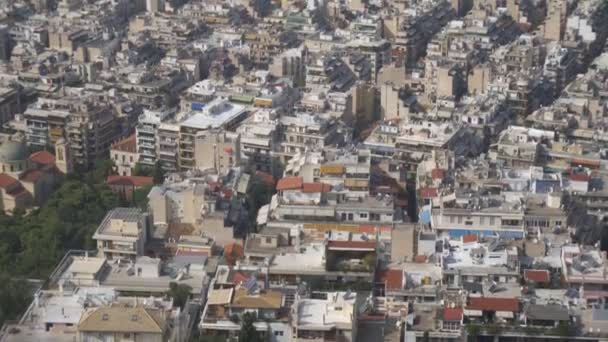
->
464 309 482 317
496 311 514 318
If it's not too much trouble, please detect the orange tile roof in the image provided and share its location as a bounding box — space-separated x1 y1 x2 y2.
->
462 235 478 243
431 168 446 180
106 175 154 188
414 255 427 263
29 151 55 165
0 173 19 189
19 169 44 183
467 297 519 312
255 171 275 186
111 134 137 153
443 307 463 321
276 176 303 191
327 240 376 250
302 182 331 193
420 187 438 199
376 269 403 290
524 269 550 283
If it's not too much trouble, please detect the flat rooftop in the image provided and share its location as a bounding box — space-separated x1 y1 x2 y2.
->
180 100 246 129
94 208 143 238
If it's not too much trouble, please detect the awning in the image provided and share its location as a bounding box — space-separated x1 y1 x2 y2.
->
496 311 514 318
464 309 482 317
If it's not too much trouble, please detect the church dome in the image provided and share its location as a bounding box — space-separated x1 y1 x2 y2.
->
0 141 28 163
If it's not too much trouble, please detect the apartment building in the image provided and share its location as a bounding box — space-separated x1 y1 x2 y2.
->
194 129 240 175
93 208 148 261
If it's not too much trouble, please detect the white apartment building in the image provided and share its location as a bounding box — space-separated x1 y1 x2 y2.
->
93 208 148 261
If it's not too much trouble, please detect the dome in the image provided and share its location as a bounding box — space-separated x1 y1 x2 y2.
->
0 141 28 163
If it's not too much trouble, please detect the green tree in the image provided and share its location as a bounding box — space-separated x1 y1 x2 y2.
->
466 324 481 342
132 163 153 177
554 321 573 336
238 312 263 342
132 184 153 210
0 273 32 326
153 161 166 185
166 282 192 309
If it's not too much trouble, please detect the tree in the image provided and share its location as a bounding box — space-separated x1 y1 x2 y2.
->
166 282 192 309
153 161 166 185
466 324 481 342
250 0 271 18
132 184 153 210
238 312 263 342
0 274 32 326
132 163 153 177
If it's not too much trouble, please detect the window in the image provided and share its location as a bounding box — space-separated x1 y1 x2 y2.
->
360 213 368 218
555 221 562 226
129 156 133 162
457 216 462 224
450 216 455 224
274 331 284 336
490 217 495 225
480 216 485 225
265 237 272 244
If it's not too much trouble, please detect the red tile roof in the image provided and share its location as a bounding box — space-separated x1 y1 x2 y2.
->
19 169 44 183
276 176 303 191
0 173 19 189
431 168 446 180
224 243 244 258
443 307 463 321
29 151 55 165
106 175 154 188
359 225 376 234
467 297 519 312
419 187 438 199
327 240 376 250
376 269 403 290
570 172 590 182
255 171 275 186
232 271 249 285
414 255 427 263
302 182 331 193
524 269 550 283
111 134 137 153
463 235 478 243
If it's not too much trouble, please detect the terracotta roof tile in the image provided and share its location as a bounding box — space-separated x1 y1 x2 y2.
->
19 169 44 183
29 151 55 165
255 171 275 186
327 240 376 250
467 297 519 312
376 269 403 290
524 269 550 283
414 255 427 263
111 134 137 153
420 187 438 199
302 182 331 193
443 307 463 321
431 168 446 180
0 173 19 189
106 175 154 187
276 176 303 191
463 235 478 243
